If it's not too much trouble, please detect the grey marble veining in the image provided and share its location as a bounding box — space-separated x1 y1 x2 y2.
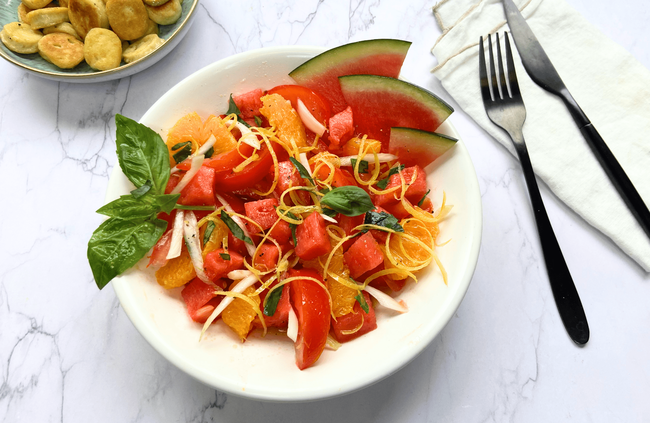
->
1 0 649 422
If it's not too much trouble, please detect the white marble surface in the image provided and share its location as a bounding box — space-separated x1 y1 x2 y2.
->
1 0 648 421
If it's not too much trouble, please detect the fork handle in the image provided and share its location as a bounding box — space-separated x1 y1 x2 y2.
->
510 130 590 345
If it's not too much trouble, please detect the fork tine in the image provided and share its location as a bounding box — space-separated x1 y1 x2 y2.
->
478 36 492 101
495 33 507 99
487 34 499 100
504 32 521 98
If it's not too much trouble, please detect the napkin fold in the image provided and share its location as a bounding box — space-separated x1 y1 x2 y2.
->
431 0 650 271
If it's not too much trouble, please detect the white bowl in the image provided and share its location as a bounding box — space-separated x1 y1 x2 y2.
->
107 45 482 402
0 0 198 83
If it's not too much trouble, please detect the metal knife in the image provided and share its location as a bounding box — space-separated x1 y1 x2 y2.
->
502 0 650 242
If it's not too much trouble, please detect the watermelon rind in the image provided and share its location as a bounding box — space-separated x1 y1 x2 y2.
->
289 39 412 114
339 75 454 144
388 127 458 169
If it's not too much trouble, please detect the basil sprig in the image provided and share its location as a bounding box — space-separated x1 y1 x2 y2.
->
264 287 284 316
88 115 178 290
363 210 404 233
289 157 314 185
320 186 374 217
350 158 369 174
220 210 253 245
417 189 431 207
354 291 370 314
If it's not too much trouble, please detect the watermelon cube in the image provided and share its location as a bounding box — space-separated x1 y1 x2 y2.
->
275 161 310 205
331 291 377 343
257 282 292 328
373 165 427 206
328 106 354 148
269 219 292 244
204 249 244 281
178 166 217 206
181 278 222 323
245 198 279 232
344 232 384 279
233 88 264 119
295 212 331 260
253 243 280 272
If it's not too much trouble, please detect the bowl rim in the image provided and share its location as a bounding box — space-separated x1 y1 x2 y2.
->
0 0 199 79
110 45 483 402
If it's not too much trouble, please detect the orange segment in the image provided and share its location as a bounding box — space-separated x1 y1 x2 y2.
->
259 93 308 151
166 112 238 166
155 248 196 289
341 136 381 156
222 281 260 341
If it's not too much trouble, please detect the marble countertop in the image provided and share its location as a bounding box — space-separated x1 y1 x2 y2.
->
1 0 648 421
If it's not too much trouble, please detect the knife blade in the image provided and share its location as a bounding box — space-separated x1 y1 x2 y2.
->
502 0 650 241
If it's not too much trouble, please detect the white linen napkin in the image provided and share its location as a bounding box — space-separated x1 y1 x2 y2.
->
431 0 650 271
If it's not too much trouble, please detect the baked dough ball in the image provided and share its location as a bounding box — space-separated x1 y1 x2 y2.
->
122 33 163 63
143 0 169 6
84 27 121 70
21 0 54 9
145 0 181 26
0 22 43 54
105 0 149 40
18 4 34 23
68 0 109 39
38 33 85 68
42 22 81 40
140 17 159 38
25 7 70 30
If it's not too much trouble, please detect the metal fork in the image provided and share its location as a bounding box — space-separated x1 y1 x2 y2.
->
479 33 589 345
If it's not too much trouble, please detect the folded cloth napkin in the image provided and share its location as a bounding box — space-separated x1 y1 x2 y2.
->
431 0 650 271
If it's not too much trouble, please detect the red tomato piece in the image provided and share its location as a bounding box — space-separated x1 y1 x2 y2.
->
295 212 331 261
331 291 377 343
244 198 279 232
212 144 277 192
204 249 244 281
289 268 331 370
215 191 245 214
373 165 428 207
181 278 222 323
328 106 354 148
175 144 254 172
275 160 310 205
269 219 292 244
253 243 280 272
344 232 384 279
177 166 217 206
233 88 264 119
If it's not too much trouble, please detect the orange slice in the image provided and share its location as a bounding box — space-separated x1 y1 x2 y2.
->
259 93 308 151
222 281 260 341
155 248 196 289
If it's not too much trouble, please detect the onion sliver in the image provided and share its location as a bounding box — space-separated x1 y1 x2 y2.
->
166 209 185 260
200 274 258 340
237 122 261 150
338 153 398 167
297 98 326 137
215 193 257 257
299 152 313 179
287 305 298 342
227 269 253 280
197 134 217 155
363 285 408 313
320 213 338 223
171 155 205 195
183 211 211 283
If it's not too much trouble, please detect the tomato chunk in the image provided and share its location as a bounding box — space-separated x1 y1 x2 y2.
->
289 268 331 370
295 212 331 261
344 232 384 279
181 278 222 323
331 291 377 343
213 144 278 192
244 198 279 232
328 106 354 148
204 249 244 281
373 165 428 207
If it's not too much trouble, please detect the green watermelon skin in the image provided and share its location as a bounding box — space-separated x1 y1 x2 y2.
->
339 75 454 148
289 39 412 115
388 127 457 169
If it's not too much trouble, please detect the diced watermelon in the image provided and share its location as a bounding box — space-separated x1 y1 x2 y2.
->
233 88 264 119
328 106 354 148
244 198 279 232
388 127 457 169
181 278 222 323
269 219 292 244
253 243 280 271
383 199 411 220
275 161 310 205
215 191 246 213
344 232 384 279
331 291 377 343
227 232 247 256
295 212 331 260
367 206 391 245
373 165 427 207
178 166 217 206
204 249 244 281
258 281 291 328
337 214 364 251
147 229 172 267
289 39 412 114
339 75 453 147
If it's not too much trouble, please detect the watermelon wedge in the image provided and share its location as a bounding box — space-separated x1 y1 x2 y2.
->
388 127 457 169
289 39 411 115
339 75 453 147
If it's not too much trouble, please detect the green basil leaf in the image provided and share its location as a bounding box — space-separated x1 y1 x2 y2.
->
350 158 369 174
130 180 152 199
417 189 431 207
320 186 374 217
319 187 331 195
354 291 370 314
254 115 263 127
376 164 405 190
88 217 167 289
203 221 216 245
289 157 314 185
171 141 191 151
115 114 170 195
227 94 251 128
154 194 181 215
172 143 192 163
219 253 231 260
220 210 253 245
174 204 217 211
364 210 404 233
96 193 179 219
321 207 338 218
204 146 214 158
284 210 299 246
264 287 283 316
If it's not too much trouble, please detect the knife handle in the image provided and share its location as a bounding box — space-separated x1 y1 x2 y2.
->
560 90 650 239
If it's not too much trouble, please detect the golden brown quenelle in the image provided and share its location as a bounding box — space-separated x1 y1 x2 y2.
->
105 0 150 40
68 0 109 39
38 32 85 68
84 27 122 70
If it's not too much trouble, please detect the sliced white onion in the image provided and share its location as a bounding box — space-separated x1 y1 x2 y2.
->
200 274 258 340
296 98 326 137
227 269 253 280
363 285 408 313
183 211 211 283
215 193 257 257
287 305 298 342
171 155 205 195
169 135 216 174
166 209 185 260
320 213 338 223
299 152 313 179
338 153 398 167
225 120 261 150
325 334 342 351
